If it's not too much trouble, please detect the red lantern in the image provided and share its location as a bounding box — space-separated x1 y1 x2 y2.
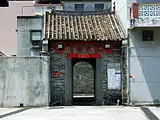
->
102 42 114 53
53 42 67 53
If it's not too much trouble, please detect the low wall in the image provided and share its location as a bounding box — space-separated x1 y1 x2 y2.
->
0 57 49 107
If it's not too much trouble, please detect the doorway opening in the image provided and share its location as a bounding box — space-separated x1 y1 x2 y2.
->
72 58 96 105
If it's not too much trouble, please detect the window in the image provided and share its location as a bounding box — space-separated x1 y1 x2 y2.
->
75 4 84 12
30 30 42 47
30 30 42 41
0 0 9 7
95 4 104 11
142 30 154 41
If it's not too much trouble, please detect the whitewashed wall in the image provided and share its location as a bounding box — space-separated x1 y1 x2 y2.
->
0 57 49 107
129 28 160 105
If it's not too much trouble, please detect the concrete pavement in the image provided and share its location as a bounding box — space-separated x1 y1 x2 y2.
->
0 108 30 119
148 107 160 119
0 108 21 116
0 106 149 120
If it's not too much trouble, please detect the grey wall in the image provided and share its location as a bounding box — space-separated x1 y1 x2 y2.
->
63 1 111 11
0 57 49 107
129 28 160 105
101 48 122 105
17 16 42 56
49 51 66 104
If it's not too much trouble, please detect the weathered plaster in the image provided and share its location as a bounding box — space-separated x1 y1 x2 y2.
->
0 57 49 107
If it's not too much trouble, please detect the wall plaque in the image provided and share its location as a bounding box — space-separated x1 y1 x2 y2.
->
67 42 101 58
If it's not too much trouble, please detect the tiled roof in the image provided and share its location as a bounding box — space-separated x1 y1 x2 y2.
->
43 12 126 41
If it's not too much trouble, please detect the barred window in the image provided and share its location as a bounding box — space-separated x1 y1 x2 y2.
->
75 4 84 12
142 30 154 41
95 4 104 11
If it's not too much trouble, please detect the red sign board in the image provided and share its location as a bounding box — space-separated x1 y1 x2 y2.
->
52 72 61 76
67 53 101 58
67 42 101 58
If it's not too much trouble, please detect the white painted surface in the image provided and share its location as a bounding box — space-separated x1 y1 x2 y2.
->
129 28 160 104
149 107 160 119
0 107 146 120
107 69 121 89
115 0 160 104
112 0 128 34
0 108 21 115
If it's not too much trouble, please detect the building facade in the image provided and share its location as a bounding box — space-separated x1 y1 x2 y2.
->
16 0 129 106
0 0 158 107
16 0 112 57
17 16 43 56
63 0 111 12
114 0 160 105
0 0 35 56
17 1 63 56
43 12 126 105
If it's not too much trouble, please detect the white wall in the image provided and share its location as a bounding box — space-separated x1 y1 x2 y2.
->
112 0 128 34
63 1 111 11
112 0 139 34
129 28 160 105
0 57 49 107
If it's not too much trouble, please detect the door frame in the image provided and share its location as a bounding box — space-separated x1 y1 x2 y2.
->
72 58 96 102
64 58 103 105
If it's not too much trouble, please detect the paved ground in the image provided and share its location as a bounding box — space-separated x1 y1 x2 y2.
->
148 107 160 119
0 106 148 120
0 108 21 116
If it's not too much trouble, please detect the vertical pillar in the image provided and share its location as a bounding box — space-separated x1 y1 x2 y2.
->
121 43 128 105
65 58 72 105
41 40 49 56
40 39 50 106
95 58 103 105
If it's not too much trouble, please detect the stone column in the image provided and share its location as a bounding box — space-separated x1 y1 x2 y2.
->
65 58 72 105
40 40 49 56
40 39 50 106
95 58 103 105
121 40 128 105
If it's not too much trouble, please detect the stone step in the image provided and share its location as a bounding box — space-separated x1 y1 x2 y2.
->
72 97 95 106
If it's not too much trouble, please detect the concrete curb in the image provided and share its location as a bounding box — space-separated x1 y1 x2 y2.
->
140 106 160 120
0 108 30 119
